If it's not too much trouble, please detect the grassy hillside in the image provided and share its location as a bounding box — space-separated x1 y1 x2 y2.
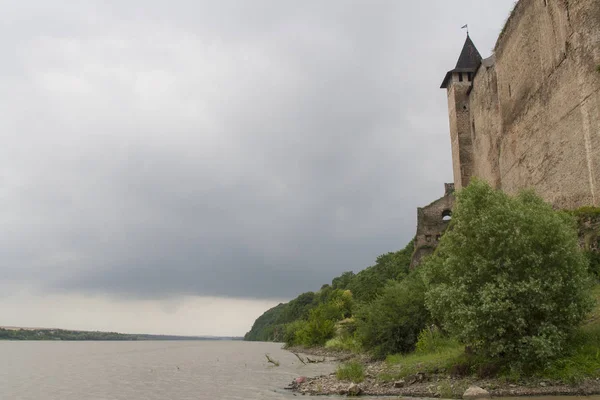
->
244 240 413 342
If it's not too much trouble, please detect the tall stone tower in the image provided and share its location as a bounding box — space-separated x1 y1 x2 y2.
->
440 35 482 190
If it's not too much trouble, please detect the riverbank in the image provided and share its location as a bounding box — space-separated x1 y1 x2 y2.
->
286 347 600 398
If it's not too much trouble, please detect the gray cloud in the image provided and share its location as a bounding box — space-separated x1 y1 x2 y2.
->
0 0 515 300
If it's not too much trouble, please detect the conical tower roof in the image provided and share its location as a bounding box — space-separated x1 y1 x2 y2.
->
454 35 482 69
440 34 482 88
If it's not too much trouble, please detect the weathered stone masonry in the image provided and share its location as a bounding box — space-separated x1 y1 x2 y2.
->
410 184 454 269
448 0 600 208
411 0 600 267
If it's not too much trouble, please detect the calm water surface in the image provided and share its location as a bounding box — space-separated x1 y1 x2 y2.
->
0 341 335 400
2 341 600 400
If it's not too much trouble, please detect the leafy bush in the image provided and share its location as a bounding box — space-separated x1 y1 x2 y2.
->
384 342 464 379
355 272 429 358
415 327 459 355
285 292 354 347
586 251 600 280
541 324 600 384
283 320 308 346
346 241 413 302
423 180 593 369
284 313 334 348
325 336 361 352
336 361 365 383
294 316 335 347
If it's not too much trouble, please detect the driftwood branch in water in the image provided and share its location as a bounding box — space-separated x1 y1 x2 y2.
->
291 352 306 365
305 356 326 363
265 354 280 366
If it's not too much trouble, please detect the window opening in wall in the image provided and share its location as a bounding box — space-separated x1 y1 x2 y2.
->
442 210 452 221
467 72 472 81
508 84 512 97
425 235 432 243
459 73 463 82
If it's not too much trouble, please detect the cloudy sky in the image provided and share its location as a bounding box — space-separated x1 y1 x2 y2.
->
0 0 515 336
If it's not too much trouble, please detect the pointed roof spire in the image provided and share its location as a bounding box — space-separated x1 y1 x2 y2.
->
454 34 482 70
440 34 483 89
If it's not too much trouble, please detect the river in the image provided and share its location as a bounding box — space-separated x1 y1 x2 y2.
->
1 340 599 400
0 340 335 400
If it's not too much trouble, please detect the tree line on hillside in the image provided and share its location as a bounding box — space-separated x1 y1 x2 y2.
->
0 329 139 341
245 180 600 375
244 240 413 344
0 328 238 341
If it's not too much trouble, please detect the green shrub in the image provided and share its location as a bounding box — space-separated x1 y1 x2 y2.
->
346 241 413 302
292 305 337 347
571 206 600 218
325 336 361 352
336 361 365 383
283 290 354 347
385 342 464 379
586 251 600 280
415 327 460 355
283 320 308 346
355 272 429 358
423 180 593 369
294 318 336 347
540 324 600 384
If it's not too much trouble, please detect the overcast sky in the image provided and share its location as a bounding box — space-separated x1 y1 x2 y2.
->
0 0 515 336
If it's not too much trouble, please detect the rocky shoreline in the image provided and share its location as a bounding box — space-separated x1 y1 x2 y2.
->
284 347 600 398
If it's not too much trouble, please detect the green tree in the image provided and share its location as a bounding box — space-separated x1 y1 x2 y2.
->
332 271 355 290
284 289 354 347
355 272 429 358
422 180 593 368
346 241 413 302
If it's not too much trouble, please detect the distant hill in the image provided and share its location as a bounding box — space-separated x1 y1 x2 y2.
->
0 327 243 341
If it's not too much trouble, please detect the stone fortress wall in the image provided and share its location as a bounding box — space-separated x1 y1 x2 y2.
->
457 0 600 208
411 0 600 267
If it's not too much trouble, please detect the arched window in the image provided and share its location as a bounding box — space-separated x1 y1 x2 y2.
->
442 209 452 221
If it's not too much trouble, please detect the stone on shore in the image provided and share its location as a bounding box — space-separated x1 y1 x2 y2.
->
348 382 362 396
394 380 405 388
463 385 491 400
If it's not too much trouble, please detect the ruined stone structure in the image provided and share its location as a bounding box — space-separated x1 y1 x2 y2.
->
410 184 455 269
411 0 600 267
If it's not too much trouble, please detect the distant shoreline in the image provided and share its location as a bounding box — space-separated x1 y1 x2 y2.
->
0 327 243 341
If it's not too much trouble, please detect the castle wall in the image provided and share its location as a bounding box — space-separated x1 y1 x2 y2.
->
469 63 502 189
410 184 454 268
467 0 600 208
448 78 474 190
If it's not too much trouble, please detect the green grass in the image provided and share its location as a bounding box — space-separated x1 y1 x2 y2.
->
383 341 465 380
537 286 600 384
379 284 600 384
571 206 600 218
585 285 600 324
539 325 600 384
325 336 361 352
336 361 365 383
